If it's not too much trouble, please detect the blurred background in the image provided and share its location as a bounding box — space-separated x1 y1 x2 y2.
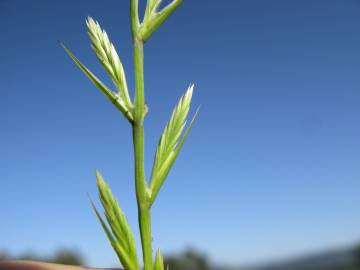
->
1 0 360 269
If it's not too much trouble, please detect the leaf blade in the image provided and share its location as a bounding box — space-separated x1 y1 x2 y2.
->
61 43 133 122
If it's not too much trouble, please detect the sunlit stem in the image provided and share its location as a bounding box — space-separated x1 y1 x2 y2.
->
130 1 153 270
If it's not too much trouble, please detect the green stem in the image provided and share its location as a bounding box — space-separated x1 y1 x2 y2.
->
130 0 140 39
131 2 153 267
133 122 152 270
133 37 145 120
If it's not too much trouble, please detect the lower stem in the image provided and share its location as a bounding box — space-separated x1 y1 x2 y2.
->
133 123 152 270
138 201 152 270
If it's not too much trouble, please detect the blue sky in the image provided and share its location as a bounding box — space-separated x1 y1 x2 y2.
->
1 0 360 267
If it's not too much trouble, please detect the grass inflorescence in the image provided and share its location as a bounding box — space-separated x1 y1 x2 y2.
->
62 1 198 270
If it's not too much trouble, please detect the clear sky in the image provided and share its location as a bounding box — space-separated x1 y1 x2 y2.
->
1 0 360 268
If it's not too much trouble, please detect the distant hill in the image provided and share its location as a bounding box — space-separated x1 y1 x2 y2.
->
255 248 356 270
221 245 360 270
212 245 359 270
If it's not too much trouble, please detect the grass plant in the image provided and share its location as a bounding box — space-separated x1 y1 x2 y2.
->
61 1 198 270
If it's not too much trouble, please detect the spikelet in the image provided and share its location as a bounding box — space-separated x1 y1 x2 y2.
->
149 85 199 204
92 171 140 270
154 249 164 270
86 17 132 109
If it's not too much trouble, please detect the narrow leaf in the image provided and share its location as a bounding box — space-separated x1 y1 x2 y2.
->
61 43 133 122
90 198 116 247
86 17 132 109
